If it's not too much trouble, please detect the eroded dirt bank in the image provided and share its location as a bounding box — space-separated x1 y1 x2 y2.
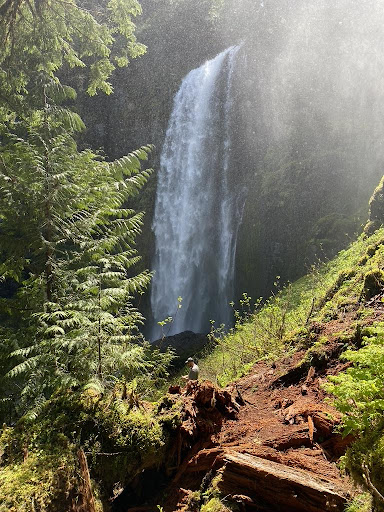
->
124 310 384 512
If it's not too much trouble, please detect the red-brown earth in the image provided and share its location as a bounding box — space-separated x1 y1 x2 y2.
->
127 303 384 512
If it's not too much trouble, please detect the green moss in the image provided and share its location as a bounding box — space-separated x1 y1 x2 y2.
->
317 269 356 308
362 269 384 300
303 336 328 364
0 390 175 511
345 493 372 512
365 175 384 234
0 438 81 512
366 244 378 257
343 427 384 512
200 498 232 512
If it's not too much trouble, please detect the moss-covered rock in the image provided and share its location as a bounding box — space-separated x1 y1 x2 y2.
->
362 269 384 300
0 390 176 511
200 498 233 512
365 175 384 234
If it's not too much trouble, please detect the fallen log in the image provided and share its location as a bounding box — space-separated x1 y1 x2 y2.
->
172 446 222 483
263 429 312 450
271 342 343 388
217 452 349 512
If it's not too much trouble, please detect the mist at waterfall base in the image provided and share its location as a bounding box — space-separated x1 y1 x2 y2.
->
223 0 384 300
147 0 384 340
150 46 244 340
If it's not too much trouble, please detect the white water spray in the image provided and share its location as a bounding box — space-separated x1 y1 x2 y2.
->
150 46 244 338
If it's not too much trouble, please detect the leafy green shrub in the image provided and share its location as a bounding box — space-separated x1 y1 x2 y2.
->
345 493 372 512
326 324 384 509
326 325 384 434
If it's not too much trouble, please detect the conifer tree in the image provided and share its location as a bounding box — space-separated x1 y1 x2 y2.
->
0 90 162 416
0 0 171 420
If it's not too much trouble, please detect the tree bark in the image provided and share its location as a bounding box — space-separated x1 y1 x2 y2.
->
216 452 348 512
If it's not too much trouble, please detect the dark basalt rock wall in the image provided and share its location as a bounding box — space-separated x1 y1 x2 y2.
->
152 331 212 368
76 0 384 326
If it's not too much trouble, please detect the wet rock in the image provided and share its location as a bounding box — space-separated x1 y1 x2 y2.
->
152 331 212 368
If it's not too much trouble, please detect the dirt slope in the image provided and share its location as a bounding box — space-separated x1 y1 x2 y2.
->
128 309 384 512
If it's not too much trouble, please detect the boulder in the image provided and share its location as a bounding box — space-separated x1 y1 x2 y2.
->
152 330 212 368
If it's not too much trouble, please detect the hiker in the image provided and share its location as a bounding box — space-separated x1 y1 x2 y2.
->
182 357 199 381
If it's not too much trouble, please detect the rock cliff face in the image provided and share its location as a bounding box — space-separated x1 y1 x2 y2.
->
78 0 384 326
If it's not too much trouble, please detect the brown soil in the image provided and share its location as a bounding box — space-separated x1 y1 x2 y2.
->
128 306 384 512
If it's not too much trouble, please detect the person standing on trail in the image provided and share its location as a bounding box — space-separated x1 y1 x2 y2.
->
182 357 199 381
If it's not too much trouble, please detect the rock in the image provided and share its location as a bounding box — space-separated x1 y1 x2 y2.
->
365 175 384 234
232 494 254 504
152 331 212 368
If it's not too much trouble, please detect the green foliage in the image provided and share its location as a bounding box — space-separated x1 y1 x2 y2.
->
0 389 173 510
0 1 176 508
0 132 163 418
201 228 384 386
345 493 372 512
200 498 232 512
325 325 384 509
0 0 163 422
0 0 145 102
326 324 384 435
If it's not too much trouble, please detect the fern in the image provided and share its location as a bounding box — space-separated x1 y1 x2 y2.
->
0 128 161 419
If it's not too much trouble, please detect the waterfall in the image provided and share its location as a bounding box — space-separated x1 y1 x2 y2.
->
150 45 244 339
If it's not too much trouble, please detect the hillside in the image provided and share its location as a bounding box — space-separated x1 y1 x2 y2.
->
2 192 384 511
148 219 384 512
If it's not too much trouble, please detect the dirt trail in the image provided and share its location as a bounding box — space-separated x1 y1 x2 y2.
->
129 308 384 511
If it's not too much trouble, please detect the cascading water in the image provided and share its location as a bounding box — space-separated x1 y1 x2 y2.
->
150 45 244 339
